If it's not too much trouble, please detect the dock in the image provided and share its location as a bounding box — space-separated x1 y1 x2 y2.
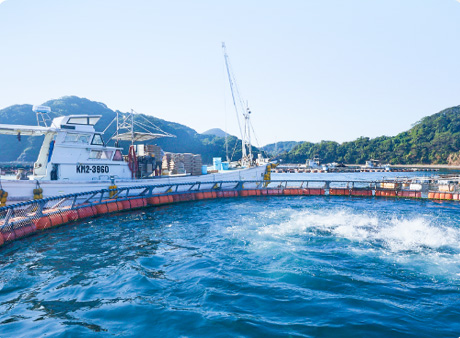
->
272 164 439 174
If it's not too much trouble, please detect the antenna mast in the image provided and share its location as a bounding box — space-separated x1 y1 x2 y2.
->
131 109 134 146
32 105 52 127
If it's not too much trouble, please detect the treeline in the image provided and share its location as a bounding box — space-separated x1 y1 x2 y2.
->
261 141 303 156
279 106 460 164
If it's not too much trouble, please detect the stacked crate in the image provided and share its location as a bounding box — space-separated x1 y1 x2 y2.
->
192 154 202 176
162 153 172 174
161 152 203 176
145 144 162 162
169 153 181 175
183 153 194 174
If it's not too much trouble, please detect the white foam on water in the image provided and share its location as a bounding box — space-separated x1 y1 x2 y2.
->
228 206 460 278
377 217 460 253
254 208 460 253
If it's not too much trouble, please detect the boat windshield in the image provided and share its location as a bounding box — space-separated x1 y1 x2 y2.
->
64 133 91 144
91 134 104 146
67 117 100 125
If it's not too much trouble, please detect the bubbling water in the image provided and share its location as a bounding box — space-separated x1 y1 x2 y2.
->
228 201 460 278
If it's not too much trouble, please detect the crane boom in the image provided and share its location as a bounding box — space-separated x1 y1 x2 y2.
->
222 42 253 167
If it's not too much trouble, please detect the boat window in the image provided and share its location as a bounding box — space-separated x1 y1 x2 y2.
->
67 117 89 125
113 150 123 161
91 134 104 146
89 150 113 160
64 133 91 144
88 117 99 125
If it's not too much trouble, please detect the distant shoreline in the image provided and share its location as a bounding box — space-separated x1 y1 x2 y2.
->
388 164 460 170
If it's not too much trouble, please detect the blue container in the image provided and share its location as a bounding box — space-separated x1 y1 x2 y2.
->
213 157 222 171
221 162 229 170
201 165 208 175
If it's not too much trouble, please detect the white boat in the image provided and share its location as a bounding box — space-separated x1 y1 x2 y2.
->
361 159 391 171
0 108 270 203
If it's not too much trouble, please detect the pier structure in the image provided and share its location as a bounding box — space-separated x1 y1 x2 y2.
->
273 164 439 174
0 177 459 247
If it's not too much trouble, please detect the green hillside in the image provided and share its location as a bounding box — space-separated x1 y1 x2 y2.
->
261 141 303 157
280 106 460 165
0 96 255 164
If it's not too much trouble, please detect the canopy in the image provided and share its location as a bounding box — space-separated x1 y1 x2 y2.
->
112 131 171 142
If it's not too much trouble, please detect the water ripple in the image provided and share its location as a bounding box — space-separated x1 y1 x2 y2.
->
0 197 460 337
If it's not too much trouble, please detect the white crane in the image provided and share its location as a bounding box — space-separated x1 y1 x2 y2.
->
222 42 254 167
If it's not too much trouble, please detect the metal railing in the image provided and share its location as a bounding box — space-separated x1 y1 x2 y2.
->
0 177 457 246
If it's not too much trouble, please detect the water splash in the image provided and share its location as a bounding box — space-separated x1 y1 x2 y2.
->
229 204 460 277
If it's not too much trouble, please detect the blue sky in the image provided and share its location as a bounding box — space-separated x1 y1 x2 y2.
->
0 0 460 146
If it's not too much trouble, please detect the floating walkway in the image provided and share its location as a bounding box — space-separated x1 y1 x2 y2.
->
0 178 458 247
273 166 439 174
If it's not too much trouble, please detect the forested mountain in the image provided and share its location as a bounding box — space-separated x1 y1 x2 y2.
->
261 141 304 157
202 128 232 138
279 106 460 165
0 96 257 164
2 97 459 165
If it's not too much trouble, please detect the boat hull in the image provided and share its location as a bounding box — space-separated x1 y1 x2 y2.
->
1 164 268 203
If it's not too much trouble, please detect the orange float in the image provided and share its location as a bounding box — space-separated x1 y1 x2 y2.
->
77 206 94 219
350 189 372 197
130 198 147 208
22 224 37 236
1 230 15 242
309 189 325 195
158 196 169 204
299 189 309 195
13 227 26 239
147 196 160 205
120 200 131 209
34 216 52 230
63 208 79 221
179 193 194 202
49 213 64 227
106 202 118 213
95 203 109 215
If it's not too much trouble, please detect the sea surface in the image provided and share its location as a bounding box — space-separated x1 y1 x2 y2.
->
1 172 460 337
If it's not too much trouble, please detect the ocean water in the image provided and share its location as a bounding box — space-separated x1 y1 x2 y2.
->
1 173 460 337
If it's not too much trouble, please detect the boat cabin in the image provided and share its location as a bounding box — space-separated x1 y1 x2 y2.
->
0 115 131 181
35 115 130 181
